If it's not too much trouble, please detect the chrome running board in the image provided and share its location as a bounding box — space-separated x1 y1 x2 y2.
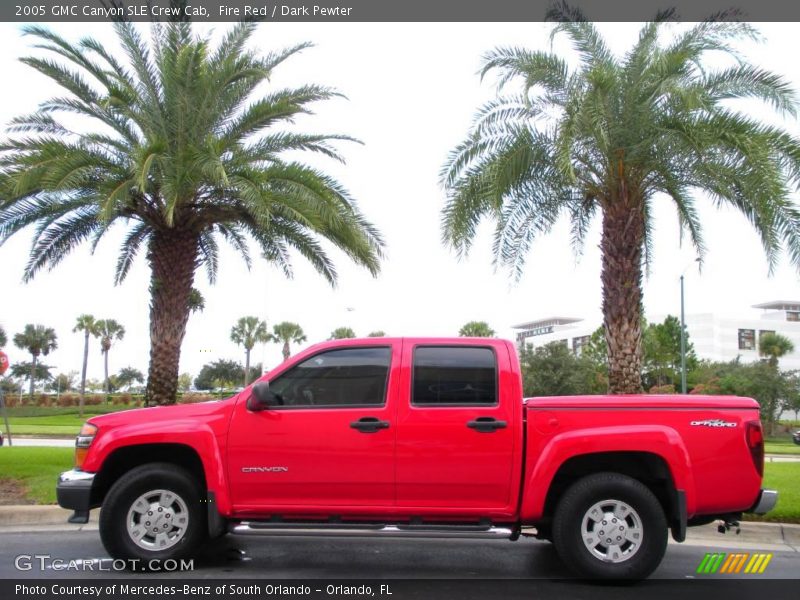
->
229 521 514 539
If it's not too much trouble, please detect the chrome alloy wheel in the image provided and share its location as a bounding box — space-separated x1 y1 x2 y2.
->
126 489 190 551
581 499 644 563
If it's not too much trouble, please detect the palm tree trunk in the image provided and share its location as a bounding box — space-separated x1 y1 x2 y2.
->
103 350 109 394
601 200 645 394
282 341 290 361
79 331 89 418
244 349 251 388
29 353 37 401
145 229 199 405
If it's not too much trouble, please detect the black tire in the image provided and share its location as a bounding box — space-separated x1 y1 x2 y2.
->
99 463 207 567
552 472 668 580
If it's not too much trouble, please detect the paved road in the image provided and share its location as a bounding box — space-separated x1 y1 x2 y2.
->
0 529 796 580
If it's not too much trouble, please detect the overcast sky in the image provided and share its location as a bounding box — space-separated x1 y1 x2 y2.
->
1 21 799 384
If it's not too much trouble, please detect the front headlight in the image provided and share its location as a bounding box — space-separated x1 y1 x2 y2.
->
74 422 97 469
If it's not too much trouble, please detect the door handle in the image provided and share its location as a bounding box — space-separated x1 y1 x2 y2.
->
467 417 507 433
350 417 390 433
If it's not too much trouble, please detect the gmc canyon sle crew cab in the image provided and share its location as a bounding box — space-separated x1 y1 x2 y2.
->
56 337 777 579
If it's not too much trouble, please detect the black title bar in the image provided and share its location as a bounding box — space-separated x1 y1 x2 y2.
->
4 0 800 23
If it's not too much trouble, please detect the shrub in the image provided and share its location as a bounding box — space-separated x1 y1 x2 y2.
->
85 395 104 406
178 393 214 404
648 384 676 394
35 394 51 407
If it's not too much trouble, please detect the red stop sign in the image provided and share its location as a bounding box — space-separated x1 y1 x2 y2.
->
0 351 8 376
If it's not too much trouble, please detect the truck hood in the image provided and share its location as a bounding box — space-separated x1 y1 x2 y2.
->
524 394 759 409
87 398 234 430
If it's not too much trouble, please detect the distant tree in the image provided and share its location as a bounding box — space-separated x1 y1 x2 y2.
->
116 367 145 391
0 378 20 395
230 317 270 387
367 331 386 337
10 361 54 390
177 372 193 392
47 371 77 393
519 342 606 397
188 288 205 314
459 321 496 337
194 359 262 391
759 332 795 368
73 314 98 417
268 322 307 361
0 325 7 348
95 320 125 394
689 358 788 433
782 372 800 423
581 326 608 369
13 324 57 400
329 327 356 340
642 316 697 390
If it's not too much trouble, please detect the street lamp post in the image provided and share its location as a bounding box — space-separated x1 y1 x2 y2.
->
680 274 687 394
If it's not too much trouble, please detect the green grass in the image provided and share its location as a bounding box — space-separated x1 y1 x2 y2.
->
764 436 800 455
0 447 73 504
746 462 800 523
1 406 139 436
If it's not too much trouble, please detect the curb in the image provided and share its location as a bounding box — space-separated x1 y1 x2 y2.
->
0 505 797 551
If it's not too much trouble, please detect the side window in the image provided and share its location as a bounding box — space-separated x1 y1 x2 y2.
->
412 346 497 406
269 347 391 408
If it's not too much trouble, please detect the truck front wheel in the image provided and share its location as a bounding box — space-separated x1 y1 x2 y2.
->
99 463 207 567
552 472 667 580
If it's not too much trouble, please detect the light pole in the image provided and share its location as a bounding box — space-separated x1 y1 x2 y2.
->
680 274 687 394
680 259 700 394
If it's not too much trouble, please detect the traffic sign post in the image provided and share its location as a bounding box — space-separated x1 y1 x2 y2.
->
0 350 12 446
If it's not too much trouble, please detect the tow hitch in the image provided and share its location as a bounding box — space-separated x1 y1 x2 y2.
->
717 517 741 535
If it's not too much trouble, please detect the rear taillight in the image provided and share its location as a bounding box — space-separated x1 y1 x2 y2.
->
745 420 764 476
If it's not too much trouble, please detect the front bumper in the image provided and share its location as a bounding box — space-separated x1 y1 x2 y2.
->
748 489 778 515
56 469 95 523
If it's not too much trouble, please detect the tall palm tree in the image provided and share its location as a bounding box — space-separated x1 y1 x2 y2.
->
269 321 307 361
231 316 269 387
13 324 57 400
442 16 800 393
95 319 125 394
0 23 384 405
758 332 794 368
73 314 98 417
459 321 496 337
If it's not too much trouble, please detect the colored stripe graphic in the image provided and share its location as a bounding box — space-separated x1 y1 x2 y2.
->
695 552 772 575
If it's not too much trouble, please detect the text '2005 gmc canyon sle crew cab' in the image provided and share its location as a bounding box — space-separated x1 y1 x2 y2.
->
57 337 777 579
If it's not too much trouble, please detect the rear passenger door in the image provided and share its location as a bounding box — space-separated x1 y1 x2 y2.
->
394 342 518 514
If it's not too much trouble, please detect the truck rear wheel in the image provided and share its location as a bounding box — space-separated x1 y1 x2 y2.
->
99 463 206 567
552 472 667 580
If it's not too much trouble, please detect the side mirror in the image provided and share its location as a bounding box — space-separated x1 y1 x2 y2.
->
247 381 277 411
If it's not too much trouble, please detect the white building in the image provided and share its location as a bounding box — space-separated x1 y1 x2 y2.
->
513 300 800 370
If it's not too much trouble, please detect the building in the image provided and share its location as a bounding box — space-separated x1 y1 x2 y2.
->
513 301 800 369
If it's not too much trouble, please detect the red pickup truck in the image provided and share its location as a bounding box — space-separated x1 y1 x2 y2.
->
56 337 776 579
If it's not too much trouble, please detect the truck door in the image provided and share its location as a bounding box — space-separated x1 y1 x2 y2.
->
227 343 398 511
395 342 519 514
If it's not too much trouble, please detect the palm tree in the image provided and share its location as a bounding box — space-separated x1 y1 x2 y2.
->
459 321 496 337
442 16 800 393
13 324 57 400
73 314 99 418
329 327 356 340
269 321 307 361
759 332 795 368
0 23 384 405
0 325 7 348
230 316 269 387
95 319 125 394
116 366 145 391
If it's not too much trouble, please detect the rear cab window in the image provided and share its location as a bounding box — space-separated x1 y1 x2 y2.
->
412 346 498 406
